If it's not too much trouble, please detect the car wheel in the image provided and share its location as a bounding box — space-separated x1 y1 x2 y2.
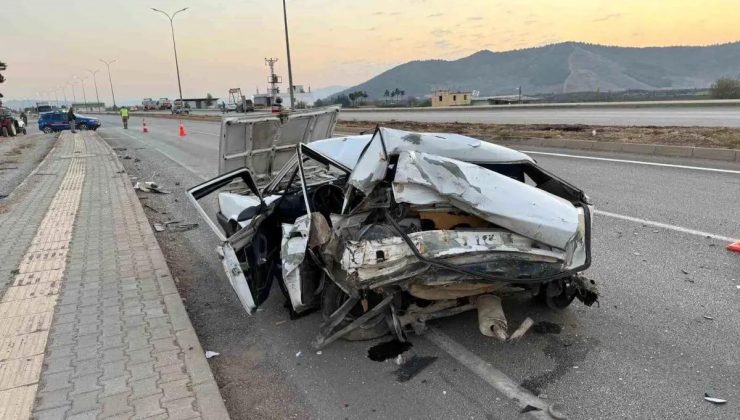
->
42 126 54 134
79 124 88 131
21 127 27 135
1 127 8 137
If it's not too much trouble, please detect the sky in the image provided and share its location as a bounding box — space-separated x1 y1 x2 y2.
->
3 0 740 104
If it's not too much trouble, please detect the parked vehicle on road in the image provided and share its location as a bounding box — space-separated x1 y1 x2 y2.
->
172 100 190 115
142 98 157 110
38 111 101 133
188 107 598 349
225 88 255 113
0 107 27 137
36 102 52 113
157 98 172 110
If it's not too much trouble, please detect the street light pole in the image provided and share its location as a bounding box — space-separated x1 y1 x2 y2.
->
68 81 77 104
99 59 117 109
281 0 295 109
151 7 188 107
76 76 88 110
61 86 68 106
88 69 101 110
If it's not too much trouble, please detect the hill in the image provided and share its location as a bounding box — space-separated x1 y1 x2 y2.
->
334 41 740 99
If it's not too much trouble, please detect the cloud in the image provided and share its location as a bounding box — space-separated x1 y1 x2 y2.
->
467 16 483 21
372 11 384 16
427 13 443 17
594 13 622 22
431 28 451 37
435 39 452 49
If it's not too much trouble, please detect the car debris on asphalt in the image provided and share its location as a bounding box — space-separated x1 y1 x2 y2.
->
134 181 170 194
153 221 198 233
703 393 727 404
187 106 599 349
205 351 220 359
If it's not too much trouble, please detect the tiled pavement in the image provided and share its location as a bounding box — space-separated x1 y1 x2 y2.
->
0 132 229 419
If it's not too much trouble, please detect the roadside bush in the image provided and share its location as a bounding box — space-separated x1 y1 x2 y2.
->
710 78 740 99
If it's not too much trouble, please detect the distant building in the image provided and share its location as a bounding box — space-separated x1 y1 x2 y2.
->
432 90 472 107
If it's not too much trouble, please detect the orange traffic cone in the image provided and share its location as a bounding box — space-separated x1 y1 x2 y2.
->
727 241 740 253
179 122 186 137
142 119 149 133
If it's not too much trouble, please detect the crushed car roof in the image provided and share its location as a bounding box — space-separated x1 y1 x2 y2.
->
306 127 534 170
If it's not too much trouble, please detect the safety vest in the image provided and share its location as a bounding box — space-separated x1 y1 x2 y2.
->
120 108 129 118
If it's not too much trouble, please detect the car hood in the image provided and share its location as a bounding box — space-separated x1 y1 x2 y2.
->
74 114 99 121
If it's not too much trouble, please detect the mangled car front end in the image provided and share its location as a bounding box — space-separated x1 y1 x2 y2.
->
188 110 598 348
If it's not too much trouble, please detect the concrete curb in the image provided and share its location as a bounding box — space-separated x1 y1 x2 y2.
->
334 128 740 162
98 134 231 419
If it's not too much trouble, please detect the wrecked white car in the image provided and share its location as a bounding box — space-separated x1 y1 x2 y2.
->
188 107 597 348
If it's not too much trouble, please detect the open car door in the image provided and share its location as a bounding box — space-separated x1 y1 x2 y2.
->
188 106 340 314
187 168 266 314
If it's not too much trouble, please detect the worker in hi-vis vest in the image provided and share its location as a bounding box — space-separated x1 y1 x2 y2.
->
120 107 129 129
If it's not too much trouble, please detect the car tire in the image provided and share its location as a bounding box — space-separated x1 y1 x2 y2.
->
1 127 8 137
20 127 27 135
42 126 54 134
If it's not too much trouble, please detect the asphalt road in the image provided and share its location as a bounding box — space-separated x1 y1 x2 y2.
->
340 106 740 127
95 114 740 420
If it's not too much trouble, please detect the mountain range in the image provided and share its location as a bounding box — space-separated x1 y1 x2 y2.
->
334 41 740 99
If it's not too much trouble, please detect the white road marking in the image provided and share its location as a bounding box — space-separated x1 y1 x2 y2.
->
426 328 553 419
190 131 218 136
521 151 740 174
596 210 737 242
109 129 209 181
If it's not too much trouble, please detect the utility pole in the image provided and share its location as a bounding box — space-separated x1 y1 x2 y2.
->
151 7 188 108
99 59 117 109
281 0 295 109
88 69 101 110
61 86 68 106
518 86 522 104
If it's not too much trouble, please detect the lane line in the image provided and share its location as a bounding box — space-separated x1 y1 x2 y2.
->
190 131 218 136
596 210 737 242
426 328 553 419
521 151 740 174
106 129 209 181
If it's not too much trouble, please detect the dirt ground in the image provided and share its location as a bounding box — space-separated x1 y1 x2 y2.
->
336 120 740 149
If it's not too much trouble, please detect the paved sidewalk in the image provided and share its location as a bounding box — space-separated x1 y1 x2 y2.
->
0 132 229 419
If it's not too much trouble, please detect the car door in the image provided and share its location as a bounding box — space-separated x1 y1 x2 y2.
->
187 168 267 313
50 113 67 130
